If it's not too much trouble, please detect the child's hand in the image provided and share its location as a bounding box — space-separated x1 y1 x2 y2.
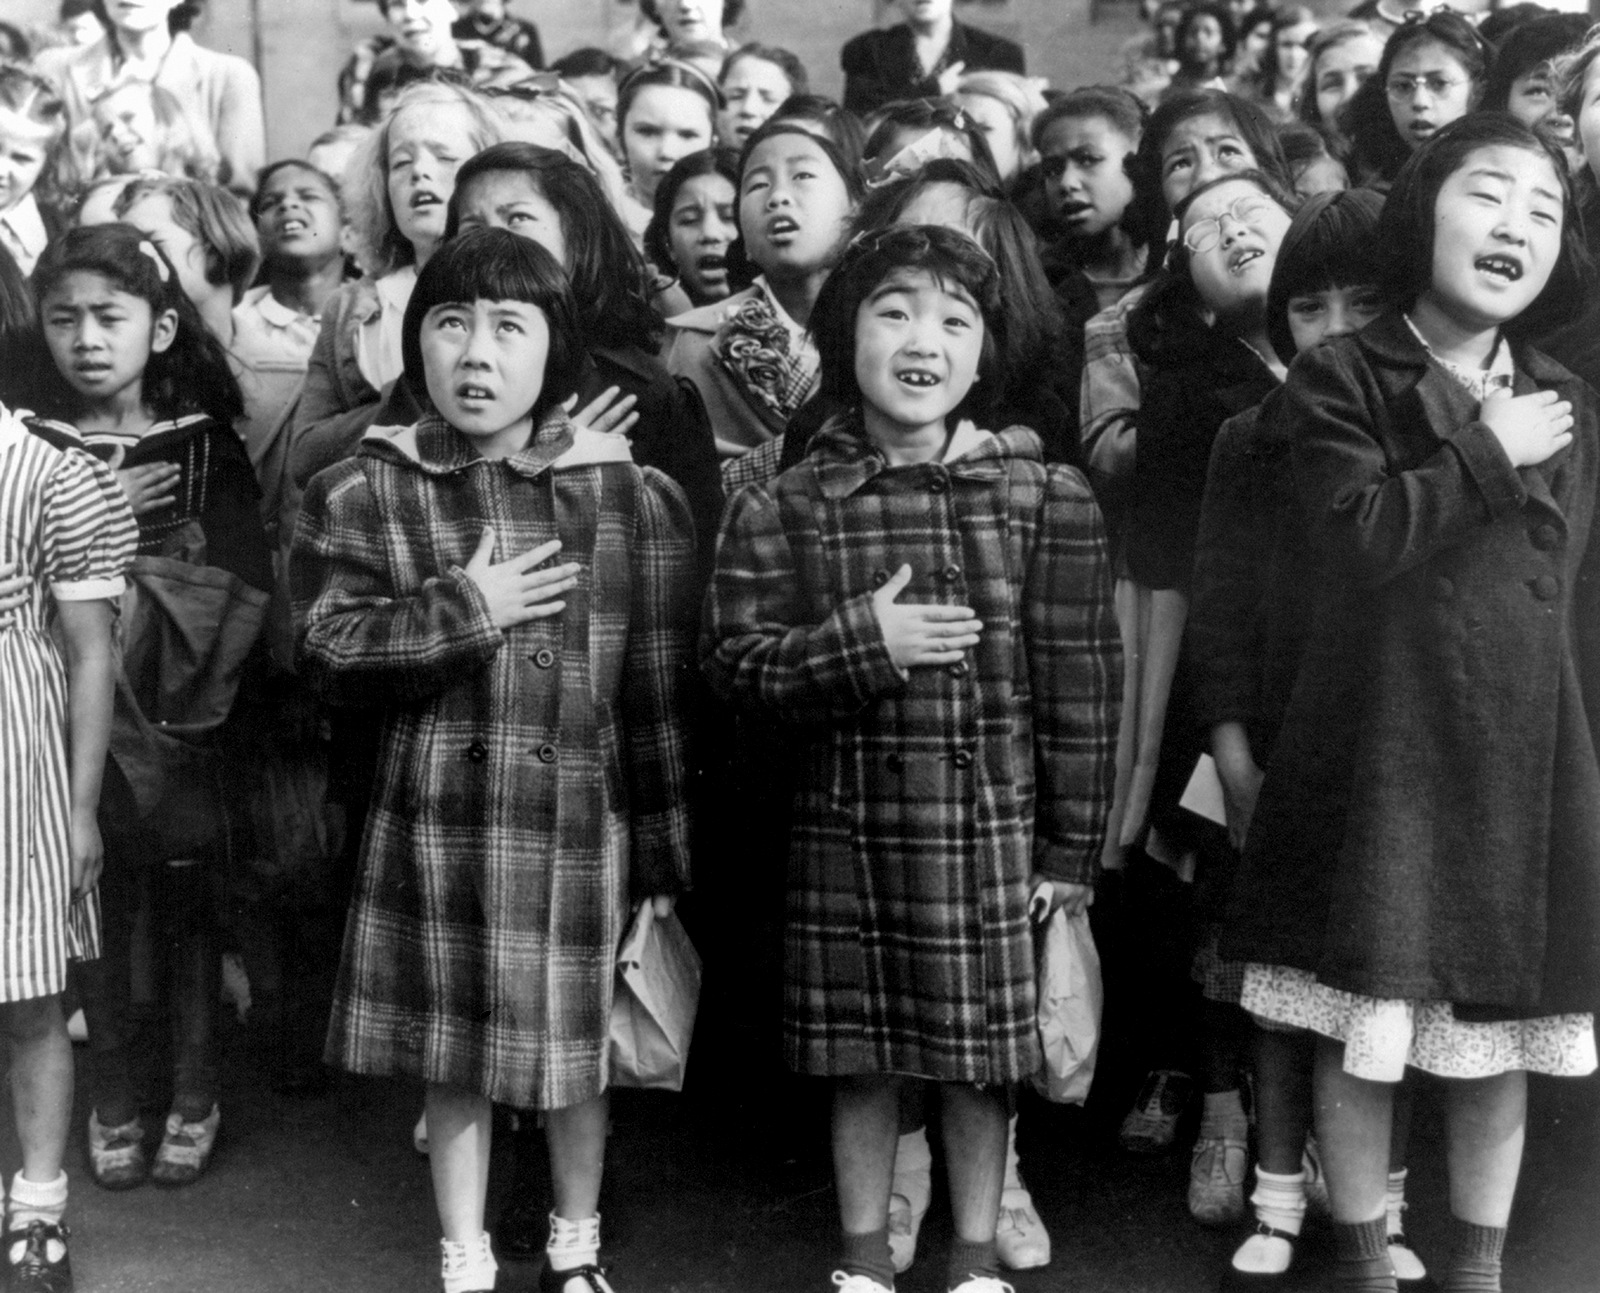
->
116 462 181 515
564 386 640 438
1481 387 1574 468
0 561 28 627
871 564 982 672
1029 874 1093 922
70 808 104 896
936 60 968 96
1211 723 1264 851
462 528 582 630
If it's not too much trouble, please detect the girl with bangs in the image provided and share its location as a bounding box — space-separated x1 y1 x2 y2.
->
703 223 1119 1293
1226 114 1600 1293
293 228 696 1293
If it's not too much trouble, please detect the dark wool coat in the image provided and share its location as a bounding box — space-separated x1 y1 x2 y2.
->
841 21 1026 117
1223 312 1600 1016
701 419 1121 1082
292 414 697 1108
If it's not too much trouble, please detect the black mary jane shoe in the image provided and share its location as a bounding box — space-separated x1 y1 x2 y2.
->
4 1221 74 1293
1218 1224 1297 1292
539 1261 617 1293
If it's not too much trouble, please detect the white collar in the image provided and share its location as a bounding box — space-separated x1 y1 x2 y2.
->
0 194 48 260
941 419 995 462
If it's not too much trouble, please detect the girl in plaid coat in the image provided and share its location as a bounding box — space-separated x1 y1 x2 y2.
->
292 229 696 1293
703 226 1121 1293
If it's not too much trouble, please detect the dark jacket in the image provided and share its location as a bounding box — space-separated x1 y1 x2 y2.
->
841 21 1024 116
1223 311 1600 1016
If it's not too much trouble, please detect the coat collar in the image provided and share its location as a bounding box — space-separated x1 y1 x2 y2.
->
666 286 761 338
1358 307 1574 390
810 413 1039 499
360 411 633 478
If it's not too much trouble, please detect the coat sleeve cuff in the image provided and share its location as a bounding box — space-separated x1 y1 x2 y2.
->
1449 421 1528 516
1034 841 1098 888
833 590 910 700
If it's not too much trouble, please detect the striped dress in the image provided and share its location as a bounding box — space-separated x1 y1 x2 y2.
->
0 407 138 1003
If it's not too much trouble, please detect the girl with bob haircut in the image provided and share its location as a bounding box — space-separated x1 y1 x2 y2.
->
290 80 506 489
703 222 1120 1293
293 226 697 1293
1337 10 1493 187
644 145 741 306
614 59 720 238
1224 113 1598 1293
768 93 868 169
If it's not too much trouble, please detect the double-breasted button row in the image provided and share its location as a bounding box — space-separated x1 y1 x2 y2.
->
931 564 963 585
1531 575 1561 601
465 741 558 763
1531 524 1561 552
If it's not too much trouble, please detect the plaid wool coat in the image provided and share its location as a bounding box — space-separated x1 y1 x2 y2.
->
292 414 696 1109
702 418 1121 1082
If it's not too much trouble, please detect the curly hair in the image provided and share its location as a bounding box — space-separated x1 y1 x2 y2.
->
644 145 740 280
0 66 71 218
344 81 507 278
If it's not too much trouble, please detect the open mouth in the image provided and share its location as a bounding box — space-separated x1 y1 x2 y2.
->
279 218 308 236
410 191 442 211
1058 200 1094 221
1228 247 1264 275
1475 254 1523 282
766 215 800 241
895 369 941 389
455 383 495 402
696 254 728 274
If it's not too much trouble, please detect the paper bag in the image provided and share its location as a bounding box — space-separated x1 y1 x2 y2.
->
608 903 702 1091
1031 908 1103 1105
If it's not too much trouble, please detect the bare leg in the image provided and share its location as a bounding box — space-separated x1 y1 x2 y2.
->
833 1074 902 1235
939 1084 1007 1244
426 1083 493 1244
545 1093 608 1221
1313 1039 1392 1224
1444 1072 1525 1227
1 997 73 1182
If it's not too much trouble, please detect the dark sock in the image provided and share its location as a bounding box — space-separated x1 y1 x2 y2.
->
946 1237 1000 1290
1441 1219 1505 1293
1332 1217 1399 1292
840 1227 894 1290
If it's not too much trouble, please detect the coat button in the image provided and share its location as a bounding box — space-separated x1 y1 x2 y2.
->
943 563 962 583
872 569 890 587
1531 525 1561 551
886 752 904 772
1532 574 1560 601
1430 576 1454 601
951 748 973 769
949 660 969 678
532 648 556 668
466 741 488 763
536 743 559 764
928 475 948 493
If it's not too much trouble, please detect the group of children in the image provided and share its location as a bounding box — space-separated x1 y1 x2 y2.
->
1 1 1600 1293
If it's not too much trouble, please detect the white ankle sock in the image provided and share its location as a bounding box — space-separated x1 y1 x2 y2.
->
1385 1168 1409 1237
1199 1090 1249 1142
7 1172 68 1265
440 1231 496 1293
1002 1115 1026 1194
547 1212 600 1272
1385 1172 1428 1281
1231 1168 1304 1276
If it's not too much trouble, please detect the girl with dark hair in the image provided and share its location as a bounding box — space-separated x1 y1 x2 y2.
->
294 227 695 1293
29 223 271 1197
1338 9 1493 188
616 60 720 239
665 119 861 461
1225 114 1598 1293
35 0 264 195
1239 6 1318 123
860 98 1002 189
448 142 723 561
644 146 741 306
0 237 134 1293
769 93 868 169
1481 12 1589 148
1188 187 1430 1289
703 222 1119 1293
718 43 809 148
1170 4 1238 94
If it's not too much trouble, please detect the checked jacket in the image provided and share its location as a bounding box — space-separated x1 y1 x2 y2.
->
703 417 1121 1082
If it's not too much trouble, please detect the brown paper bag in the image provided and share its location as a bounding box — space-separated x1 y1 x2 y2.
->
608 903 702 1091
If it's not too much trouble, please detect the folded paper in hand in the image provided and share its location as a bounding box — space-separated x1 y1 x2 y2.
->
608 902 702 1091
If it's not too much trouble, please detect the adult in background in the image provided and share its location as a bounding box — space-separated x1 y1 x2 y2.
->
338 0 536 127
842 0 1024 118
638 0 744 63
451 0 543 68
34 0 264 196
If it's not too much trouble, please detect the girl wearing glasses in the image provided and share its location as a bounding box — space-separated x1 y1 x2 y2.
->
1337 9 1492 188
